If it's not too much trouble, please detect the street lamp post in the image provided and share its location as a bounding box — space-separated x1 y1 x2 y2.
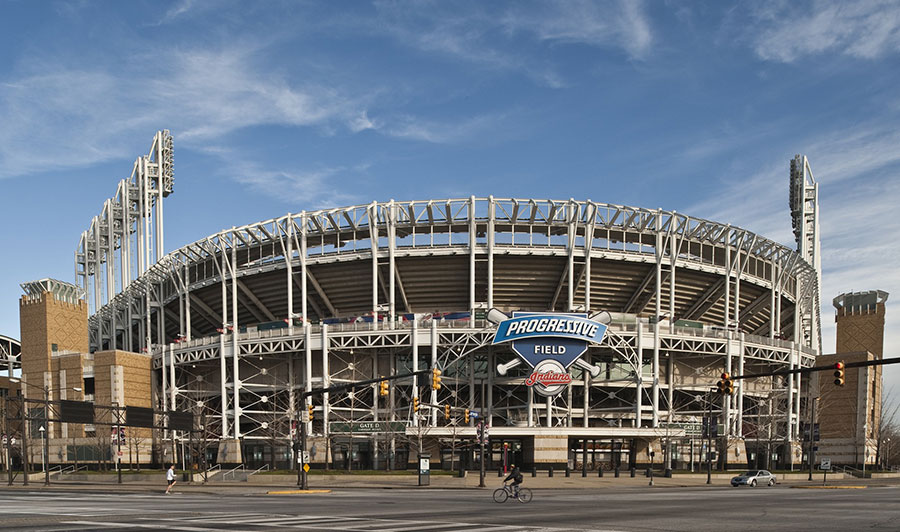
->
38 425 47 485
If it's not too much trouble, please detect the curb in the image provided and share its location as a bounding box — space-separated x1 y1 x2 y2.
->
267 489 332 495
789 485 867 489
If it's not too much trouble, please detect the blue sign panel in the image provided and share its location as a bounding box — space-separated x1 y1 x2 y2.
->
493 313 607 347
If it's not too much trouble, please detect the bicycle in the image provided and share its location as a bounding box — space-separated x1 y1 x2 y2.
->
492 482 533 503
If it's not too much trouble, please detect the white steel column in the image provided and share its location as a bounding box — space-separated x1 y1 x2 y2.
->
487 347 494 422
584 203 594 312
583 358 590 428
304 324 312 435
430 320 438 426
369 203 379 330
161 344 168 412
322 324 330 440
527 387 534 427
388 201 396 329
469 196 476 313
786 342 795 440
635 321 643 428
301 212 308 324
286 213 293 333
724 240 731 328
567 199 576 311
231 236 241 439
652 214 661 427
169 343 176 411
219 250 228 438
184 263 192 341
737 333 745 437
669 228 677 334
411 321 418 422
725 338 733 437
545 396 552 428
468 351 475 426
487 196 495 309
770 261 777 338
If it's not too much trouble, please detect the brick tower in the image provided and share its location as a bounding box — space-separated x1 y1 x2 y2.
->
816 290 888 467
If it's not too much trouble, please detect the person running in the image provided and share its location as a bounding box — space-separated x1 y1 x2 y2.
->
504 464 523 497
165 464 177 494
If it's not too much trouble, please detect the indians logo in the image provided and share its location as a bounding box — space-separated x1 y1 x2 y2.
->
492 312 607 397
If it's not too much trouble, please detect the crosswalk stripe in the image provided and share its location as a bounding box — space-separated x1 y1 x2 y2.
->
66 521 230 532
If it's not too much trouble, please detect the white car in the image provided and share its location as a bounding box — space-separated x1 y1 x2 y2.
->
731 470 776 487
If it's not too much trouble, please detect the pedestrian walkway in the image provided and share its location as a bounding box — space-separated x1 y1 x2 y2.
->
65 512 624 532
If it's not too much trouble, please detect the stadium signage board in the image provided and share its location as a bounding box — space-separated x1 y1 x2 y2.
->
492 312 607 397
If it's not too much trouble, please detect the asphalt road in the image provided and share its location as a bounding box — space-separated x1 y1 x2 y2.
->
1 484 899 531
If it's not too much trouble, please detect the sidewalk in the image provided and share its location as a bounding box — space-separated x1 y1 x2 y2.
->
3 471 897 493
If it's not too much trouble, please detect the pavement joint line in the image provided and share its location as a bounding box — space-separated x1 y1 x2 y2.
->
267 489 333 494
790 485 867 489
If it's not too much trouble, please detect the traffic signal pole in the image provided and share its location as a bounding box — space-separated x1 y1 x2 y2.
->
478 420 486 488
299 414 308 490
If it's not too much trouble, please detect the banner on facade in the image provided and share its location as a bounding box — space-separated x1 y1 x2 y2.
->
329 421 406 433
492 311 607 397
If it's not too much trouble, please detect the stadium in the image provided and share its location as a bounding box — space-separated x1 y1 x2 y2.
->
69 131 823 472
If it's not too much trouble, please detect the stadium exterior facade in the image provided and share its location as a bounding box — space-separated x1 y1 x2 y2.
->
73 132 823 471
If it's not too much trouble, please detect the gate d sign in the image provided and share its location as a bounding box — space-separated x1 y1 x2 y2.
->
492 312 607 397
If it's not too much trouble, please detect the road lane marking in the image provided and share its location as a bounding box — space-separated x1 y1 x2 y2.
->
66 521 233 531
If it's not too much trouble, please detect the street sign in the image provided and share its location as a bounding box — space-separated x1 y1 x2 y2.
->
821 458 832 470
302 464 310 473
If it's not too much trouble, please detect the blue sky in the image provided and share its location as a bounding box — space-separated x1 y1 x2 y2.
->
1 0 899 389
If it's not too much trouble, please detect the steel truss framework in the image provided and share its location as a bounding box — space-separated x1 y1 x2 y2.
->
75 149 822 459
0 335 21 376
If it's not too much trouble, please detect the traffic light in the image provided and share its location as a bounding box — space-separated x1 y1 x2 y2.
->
413 396 419 412
307 403 314 420
716 372 734 396
834 361 845 386
431 368 442 390
379 379 389 396
464 409 470 423
444 404 451 420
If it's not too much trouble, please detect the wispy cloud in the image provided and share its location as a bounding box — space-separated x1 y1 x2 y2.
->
500 0 653 59
370 0 653 86
747 0 900 62
229 160 366 210
0 45 365 179
379 112 509 144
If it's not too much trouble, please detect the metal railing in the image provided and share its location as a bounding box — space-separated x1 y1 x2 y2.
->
248 464 269 478
221 464 245 481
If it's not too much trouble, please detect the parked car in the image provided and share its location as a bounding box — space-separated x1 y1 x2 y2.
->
731 470 776 487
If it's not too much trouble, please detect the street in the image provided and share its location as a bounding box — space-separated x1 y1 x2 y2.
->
1 484 899 531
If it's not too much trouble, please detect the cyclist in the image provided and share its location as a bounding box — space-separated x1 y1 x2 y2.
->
504 464 523 497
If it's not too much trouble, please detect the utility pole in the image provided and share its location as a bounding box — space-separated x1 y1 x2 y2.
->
706 389 712 485
21 397 29 486
4 397 13 486
478 420 486 488
299 410 308 490
115 404 122 485
43 386 50 486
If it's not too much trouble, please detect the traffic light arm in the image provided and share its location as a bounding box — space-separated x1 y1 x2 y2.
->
729 356 900 381
300 368 434 399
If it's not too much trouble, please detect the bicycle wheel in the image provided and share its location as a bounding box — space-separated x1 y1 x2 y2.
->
517 488 533 503
493 488 509 503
